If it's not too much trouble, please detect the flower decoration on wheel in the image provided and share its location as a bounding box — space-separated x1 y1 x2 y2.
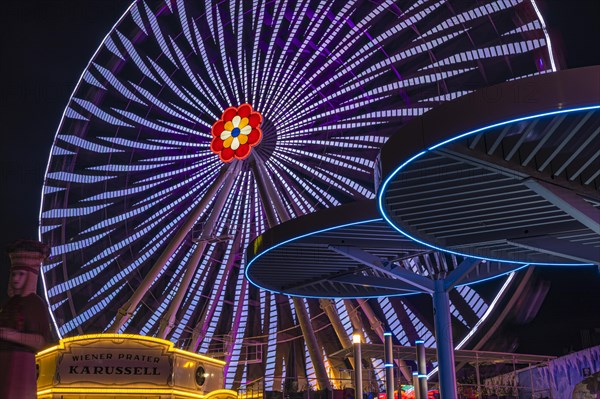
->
211 104 262 162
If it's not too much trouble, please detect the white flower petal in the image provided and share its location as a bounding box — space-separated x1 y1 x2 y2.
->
231 137 240 150
220 130 232 140
240 125 252 135
232 115 241 127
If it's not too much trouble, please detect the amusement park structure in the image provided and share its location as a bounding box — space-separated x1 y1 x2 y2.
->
39 0 562 393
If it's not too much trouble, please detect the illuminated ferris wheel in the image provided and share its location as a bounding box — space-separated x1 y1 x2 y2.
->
40 0 555 389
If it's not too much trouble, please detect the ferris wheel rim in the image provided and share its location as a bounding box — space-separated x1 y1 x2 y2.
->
38 0 558 388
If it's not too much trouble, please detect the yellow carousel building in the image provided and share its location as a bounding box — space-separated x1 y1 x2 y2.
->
36 334 238 399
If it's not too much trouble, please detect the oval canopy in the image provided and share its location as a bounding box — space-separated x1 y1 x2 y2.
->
377 66 600 266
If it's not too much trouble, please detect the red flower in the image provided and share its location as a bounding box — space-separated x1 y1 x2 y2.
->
210 104 262 162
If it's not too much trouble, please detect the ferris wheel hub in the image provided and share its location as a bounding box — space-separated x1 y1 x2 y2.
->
210 104 263 163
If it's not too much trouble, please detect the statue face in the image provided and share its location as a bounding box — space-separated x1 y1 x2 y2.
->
10 270 27 293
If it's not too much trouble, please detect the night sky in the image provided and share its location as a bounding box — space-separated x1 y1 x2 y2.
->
0 0 598 355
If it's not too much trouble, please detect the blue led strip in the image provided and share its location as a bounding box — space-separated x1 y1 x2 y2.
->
378 105 600 267
245 218 386 298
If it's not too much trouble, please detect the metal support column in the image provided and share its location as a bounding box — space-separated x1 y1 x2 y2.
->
357 299 412 383
187 232 242 351
529 363 535 398
475 357 481 398
253 158 331 390
353 332 363 399
412 372 420 399
418 375 428 399
432 279 457 399
512 356 518 397
109 164 234 333
293 296 331 390
415 340 427 399
384 332 394 399
320 299 354 368
159 166 239 338
345 301 377 375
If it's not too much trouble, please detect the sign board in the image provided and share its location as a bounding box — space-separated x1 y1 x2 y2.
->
36 334 228 397
55 337 172 387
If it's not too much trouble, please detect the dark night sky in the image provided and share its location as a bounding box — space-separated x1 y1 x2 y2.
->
0 1 598 355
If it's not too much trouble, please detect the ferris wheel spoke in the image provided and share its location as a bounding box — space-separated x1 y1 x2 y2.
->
150 44 218 120
258 161 315 216
224 278 249 384
159 164 241 338
174 170 252 342
142 1 177 67
260 1 310 116
250 160 282 227
273 152 357 198
267 158 339 208
109 164 236 332
165 241 221 341
253 156 333 390
357 298 413 383
266 0 335 115
267 0 360 119
139 246 195 336
188 25 230 107
186 234 242 351
174 0 196 54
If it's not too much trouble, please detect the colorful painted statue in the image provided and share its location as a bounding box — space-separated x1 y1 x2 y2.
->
0 240 53 399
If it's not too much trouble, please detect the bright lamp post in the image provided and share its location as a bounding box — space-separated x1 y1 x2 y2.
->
353 332 362 399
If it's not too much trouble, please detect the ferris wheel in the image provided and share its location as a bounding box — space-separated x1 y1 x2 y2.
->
40 0 555 389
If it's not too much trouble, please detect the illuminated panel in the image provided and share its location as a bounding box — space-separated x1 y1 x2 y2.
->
403 303 435 348
305 345 317 388
88 239 167 302
49 230 112 259
449 301 469 328
456 285 488 320
128 3 147 34
47 257 112 298
140 245 196 337
72 98 133 127
334 300 354 338
50 146 75 156
60 284 126 335
45 172 114 185
172 179 242 342
378 298 410 346
58 135 123 153
82 70 106 90
103 35 125 60
93 63 145 104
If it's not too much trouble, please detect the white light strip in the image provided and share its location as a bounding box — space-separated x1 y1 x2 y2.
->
530 0 557 72
426 270 519 379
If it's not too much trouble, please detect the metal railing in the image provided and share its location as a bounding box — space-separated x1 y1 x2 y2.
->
236 378 556 399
